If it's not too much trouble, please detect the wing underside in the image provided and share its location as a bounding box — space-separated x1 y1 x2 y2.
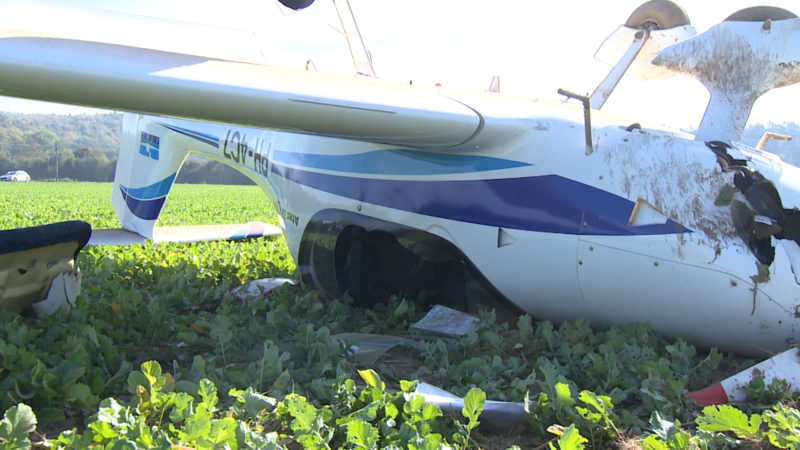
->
0 28 482 149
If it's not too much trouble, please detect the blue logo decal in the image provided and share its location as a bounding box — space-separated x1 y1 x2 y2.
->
139 132 160 160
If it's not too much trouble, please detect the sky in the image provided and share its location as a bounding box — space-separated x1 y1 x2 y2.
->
1 0 799 131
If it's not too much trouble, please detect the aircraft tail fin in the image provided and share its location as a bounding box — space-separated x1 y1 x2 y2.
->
112 113 189 238
110 113 283 244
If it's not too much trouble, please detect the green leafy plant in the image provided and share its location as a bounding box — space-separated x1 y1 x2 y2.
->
1 182 795 448
0 403 36 450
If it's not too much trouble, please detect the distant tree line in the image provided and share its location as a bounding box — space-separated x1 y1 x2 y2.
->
0 112 252 184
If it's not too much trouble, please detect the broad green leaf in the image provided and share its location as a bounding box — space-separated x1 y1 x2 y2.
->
578 390 614 416
549 424 587 450
649 411 674 441
349 401 380 423
346 419 379 449
697 405 761 437
168 392 194 423
384 401 399 420
181 412 212 443
404 394 426 416
641 434 669 450
197 378 219 410
270 370 292 395
286 394 319 432
140 361 162 387
0 403 37 449
358 369 384 391
462 388 486 429
400 380 418 394
129 419 155 448
517 314 534 339
208 416 238 446
421 403 442 422
88 420 117 441
668 430 691 449
67 383 98 408
555 383 575 408
763 404 800 448
420 432 444 450
238 387 276 419
106 440 137 450
259 340 284 382
97 398 131 428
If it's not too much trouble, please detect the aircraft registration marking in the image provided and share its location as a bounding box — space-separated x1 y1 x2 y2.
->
222 130 270 179
277 203 299 227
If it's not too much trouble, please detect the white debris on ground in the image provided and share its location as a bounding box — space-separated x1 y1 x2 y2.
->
410 304 479 337
234 277 297 299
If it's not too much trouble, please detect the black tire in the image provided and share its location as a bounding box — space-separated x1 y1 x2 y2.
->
626 0 691 29
724 6 798 22
277 0 314 11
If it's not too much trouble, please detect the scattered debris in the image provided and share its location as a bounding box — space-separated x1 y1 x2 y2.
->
333 333 419 366
410 305 479 337
409 382 527 428
335 304 526 428
234 278 296 299
687 347 800 405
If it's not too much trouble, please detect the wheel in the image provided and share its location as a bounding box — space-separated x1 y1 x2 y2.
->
625 0 691 29
277 0 314 11
724 6 798 22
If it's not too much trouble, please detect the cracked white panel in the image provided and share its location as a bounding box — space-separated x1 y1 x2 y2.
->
597 128 737 257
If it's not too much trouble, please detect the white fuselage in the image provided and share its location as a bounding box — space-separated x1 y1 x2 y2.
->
125 87 800 356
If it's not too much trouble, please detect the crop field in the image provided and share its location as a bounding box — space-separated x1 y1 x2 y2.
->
1 182 799 449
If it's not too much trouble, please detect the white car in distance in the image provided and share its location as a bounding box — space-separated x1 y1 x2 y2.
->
0 170 31 182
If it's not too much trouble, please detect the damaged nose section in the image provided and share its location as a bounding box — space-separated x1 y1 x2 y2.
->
731 198 777 266
729 175 800 268
709 142 800 270
732 188 800 269
733 168 784 222
730 168 785 265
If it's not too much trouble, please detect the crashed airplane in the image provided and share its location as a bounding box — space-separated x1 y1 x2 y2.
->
0 0 799 357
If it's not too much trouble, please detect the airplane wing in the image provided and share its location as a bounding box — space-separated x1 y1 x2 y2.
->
88 222 282 246
0 28 483 149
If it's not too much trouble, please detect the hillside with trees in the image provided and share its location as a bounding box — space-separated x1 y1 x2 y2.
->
0 112 252 184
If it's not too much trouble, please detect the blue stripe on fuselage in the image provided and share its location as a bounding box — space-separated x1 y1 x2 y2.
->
271 164 688 236
270 149 530 175
149 123 685 236
119 187 166 220
119 174 176 220
120 173 176 200
160 124 219 148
